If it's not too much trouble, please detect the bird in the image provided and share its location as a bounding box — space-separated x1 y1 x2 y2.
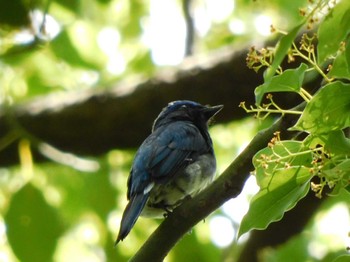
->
115 100 223 245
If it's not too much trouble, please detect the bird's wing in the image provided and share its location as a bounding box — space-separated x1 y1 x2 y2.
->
128 122 208 197
116 122 208 244
149 122 207 179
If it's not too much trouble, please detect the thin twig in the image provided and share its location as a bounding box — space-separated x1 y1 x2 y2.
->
183 0 195 56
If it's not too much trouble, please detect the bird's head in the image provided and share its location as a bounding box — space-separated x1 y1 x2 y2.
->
152 100 223 131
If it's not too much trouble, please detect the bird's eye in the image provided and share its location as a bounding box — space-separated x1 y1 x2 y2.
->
181 105 187 108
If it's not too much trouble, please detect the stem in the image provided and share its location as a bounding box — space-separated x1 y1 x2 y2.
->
263 147 321 164
292 42 332 83
300 88 313 100
245 106 303 116
0 130 20 152
298 87 313 102
305 0 330 22
240 101 303 118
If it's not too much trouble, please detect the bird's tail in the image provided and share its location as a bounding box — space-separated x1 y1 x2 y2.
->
115 193 149 245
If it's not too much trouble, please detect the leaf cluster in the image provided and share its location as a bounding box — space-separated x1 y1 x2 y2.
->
239 0 350 242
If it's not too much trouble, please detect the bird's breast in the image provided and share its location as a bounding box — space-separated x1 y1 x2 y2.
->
141 154 216 217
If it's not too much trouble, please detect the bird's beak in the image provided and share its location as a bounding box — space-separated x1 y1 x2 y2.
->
202 105 223 120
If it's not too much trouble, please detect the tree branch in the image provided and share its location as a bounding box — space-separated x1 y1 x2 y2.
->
0 44 313 167
129 104 303 261
183 0 195 56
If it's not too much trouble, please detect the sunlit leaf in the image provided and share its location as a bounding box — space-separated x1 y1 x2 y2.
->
253 141 313 188
345 185 350 195
256 63 308 104
172 231 220 262
238 167 312 238
5 183 64 262
328 40 350 80
332 255 350 262
260 234 310 262
97 0 113 4
43 162 117 223
324 130 350 155
323 158 350 195
317 0 350 63
50 30 99 69
323 159 350 178
55 0 79 12
264 23 304 81
292 82 350 134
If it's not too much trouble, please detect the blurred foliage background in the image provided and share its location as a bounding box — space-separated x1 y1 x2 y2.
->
0 0 349 261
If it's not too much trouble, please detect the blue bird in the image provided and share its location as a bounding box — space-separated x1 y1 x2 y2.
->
115 100 223 244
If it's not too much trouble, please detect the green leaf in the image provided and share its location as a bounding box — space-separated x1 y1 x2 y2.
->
172 231 220 262
264 23 304 81
5 184 64 262
55 0 79 13
328 40 350 79
238 167 312 238
253 141 313 188
0 0 30 26
323 158 350 195
260 234 310 262
345 184 350 195
292 82 350 134
255 63 308 104
42 161 117 223
241 140 314 238
332 255 350 262
324 130 350 155
323 159 350 180
317 0 350 63
50 30 100 70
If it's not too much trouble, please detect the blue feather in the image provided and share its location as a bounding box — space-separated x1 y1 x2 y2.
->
115 192 150 245
115 100 223 244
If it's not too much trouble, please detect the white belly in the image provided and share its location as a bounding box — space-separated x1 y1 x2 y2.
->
141 154 216 217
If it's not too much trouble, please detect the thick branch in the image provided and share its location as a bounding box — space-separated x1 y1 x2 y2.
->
0 38 318 167
129 105 302 262
1 47 266 166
